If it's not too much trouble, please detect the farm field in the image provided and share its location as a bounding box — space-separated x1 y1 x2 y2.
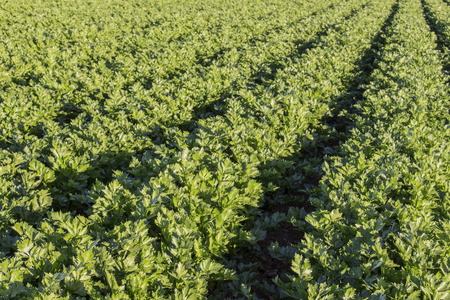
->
0 0 450 298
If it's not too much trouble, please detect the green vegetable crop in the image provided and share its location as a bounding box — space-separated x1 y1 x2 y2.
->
0 0 449 299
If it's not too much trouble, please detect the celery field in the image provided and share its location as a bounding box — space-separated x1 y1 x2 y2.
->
1 0 450 298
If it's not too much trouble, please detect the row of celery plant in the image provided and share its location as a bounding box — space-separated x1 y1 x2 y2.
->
278 0 450 298
211 0 398 295
422 0 450 54
145 0 395 296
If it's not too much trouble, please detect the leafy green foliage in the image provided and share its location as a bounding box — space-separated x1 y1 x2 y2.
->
1 0 450 298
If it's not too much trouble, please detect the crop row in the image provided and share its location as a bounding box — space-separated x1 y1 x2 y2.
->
210 0 398 295
277 0 450 298
422 0 450 54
